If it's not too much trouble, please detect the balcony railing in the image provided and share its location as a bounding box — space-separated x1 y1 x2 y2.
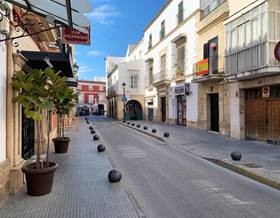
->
153 70 170 84
202 0 226 18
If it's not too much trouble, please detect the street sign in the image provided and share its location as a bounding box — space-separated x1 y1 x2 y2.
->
122 96 127 102
62 27 90 45
274 41 280 62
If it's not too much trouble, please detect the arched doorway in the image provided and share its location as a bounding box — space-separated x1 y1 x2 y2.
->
126 100 143 120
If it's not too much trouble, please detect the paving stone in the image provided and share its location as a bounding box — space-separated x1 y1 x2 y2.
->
0 119 138 218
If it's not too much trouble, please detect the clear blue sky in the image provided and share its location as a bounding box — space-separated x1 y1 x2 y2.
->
75 0 165 80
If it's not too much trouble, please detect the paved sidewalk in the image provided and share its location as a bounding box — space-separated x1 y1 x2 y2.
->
126 120 280 188
0 119 138 218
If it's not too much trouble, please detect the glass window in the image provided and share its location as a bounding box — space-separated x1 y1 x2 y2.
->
178 1 184 24
130 74 138 89
244 22 251 46
252 18 259 42
177 45 185 72
231 29 237 49
160 20 165 40
237 25 244 48
89 85 93 90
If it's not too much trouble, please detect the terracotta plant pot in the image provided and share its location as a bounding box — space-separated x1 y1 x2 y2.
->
53 137 70 153
22 162 58 196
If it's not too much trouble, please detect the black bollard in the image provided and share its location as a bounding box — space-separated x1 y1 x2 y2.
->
164 132 170 137
231 151 242 161
91 129 96 134
108 169 122 183
137 124 141 128
93 135 100 141
127 122 130 125
131 123 135 126
143 126 148 130
89 126 93 130
97 144 106 152
152 129 157 133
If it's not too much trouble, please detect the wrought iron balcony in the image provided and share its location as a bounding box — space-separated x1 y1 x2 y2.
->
152 70 171 86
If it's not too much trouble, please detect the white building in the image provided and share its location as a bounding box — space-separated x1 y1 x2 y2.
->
143 0 209 126
106 40 146 120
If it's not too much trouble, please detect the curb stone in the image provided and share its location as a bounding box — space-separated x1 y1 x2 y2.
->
116 121 167 143
204 157 280 190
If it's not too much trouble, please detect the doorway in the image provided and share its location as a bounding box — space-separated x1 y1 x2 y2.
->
210 93 219 132
177 95 186 126
126 100 143 120
161 97 166 122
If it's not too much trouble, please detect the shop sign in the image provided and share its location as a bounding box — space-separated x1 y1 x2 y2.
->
274 41 280 62
175 86 185 95
196 58 209 77
262 86 270 98
62 27 90 45
65 81 78 87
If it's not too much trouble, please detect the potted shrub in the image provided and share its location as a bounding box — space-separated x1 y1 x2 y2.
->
12 68 58 196
51 75 76 153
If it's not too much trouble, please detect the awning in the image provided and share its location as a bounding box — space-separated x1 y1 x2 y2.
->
4 0 91 33
20 51 74 77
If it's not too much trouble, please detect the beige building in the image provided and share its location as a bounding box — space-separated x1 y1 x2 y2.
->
0 4 79 205
192 0 230 135
225 0 280 144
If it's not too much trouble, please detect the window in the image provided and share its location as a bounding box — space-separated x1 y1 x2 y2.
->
177 46 185 72
160 20 165 40
149 34 152 49
99 86 103 91
89 85 93 90
130 74 138 89
238 25 245 48
89 95 93 103
203 36 218 74
160 54 167 77
178 1 184 24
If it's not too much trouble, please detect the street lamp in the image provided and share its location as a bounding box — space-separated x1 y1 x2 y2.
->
122 82 126 123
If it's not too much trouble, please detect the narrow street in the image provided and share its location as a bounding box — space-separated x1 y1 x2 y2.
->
90 116 280 218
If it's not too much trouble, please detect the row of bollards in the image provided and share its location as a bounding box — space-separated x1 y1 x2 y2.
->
126 122 170 138
88 124 122 183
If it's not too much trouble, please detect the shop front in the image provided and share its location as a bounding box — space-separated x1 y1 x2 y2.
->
174 85 186 126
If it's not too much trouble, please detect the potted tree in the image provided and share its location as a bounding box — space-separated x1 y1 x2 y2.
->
12 68 58 196
51 76 76 153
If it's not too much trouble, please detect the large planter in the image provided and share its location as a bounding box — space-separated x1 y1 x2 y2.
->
53 137 70 153
22 162 58 196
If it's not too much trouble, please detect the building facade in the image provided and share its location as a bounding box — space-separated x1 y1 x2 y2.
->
106 41 145 121
0 3 79 205
144 0 201 126
225 0 280 144
77 80 106 114
193 0 230 135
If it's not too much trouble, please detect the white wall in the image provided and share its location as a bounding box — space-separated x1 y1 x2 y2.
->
186 83 198 122
144 0 200 52
0 33 7 162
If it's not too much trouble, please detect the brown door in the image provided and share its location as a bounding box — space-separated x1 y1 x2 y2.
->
161 97 166 122
267 100 280 140
245 99 267 140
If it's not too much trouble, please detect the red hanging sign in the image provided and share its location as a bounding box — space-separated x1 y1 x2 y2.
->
61 27 90 45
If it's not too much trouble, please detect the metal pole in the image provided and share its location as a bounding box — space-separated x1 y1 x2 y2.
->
65 0 73 28
123 87 126 123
